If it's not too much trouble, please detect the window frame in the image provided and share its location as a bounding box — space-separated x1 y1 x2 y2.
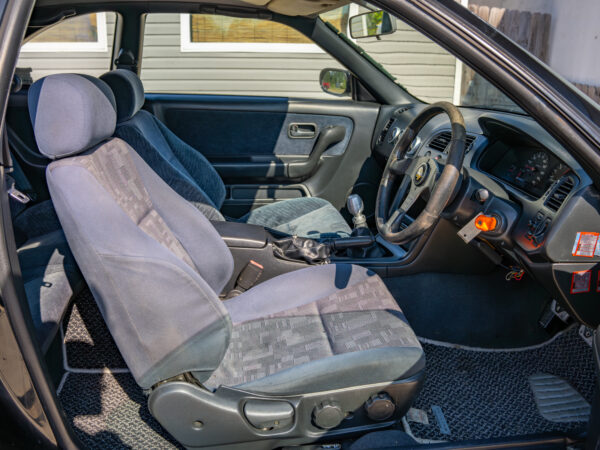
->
179 13 325 53
21 12 108 53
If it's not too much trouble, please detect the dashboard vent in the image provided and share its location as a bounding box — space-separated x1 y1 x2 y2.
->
544 175 576 212
377 118 395 145
428 131 476 153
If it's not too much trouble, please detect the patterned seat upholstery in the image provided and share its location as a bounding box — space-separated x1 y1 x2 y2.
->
29 73 423 398
100 69 351 239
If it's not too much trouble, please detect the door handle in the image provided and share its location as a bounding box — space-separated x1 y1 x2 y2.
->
288 123 317 139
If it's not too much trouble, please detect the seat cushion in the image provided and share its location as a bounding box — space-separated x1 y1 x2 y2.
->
18 230 84 352
241 197 352 239
205 264 424 394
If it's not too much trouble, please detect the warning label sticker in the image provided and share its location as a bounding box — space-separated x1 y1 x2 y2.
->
571 270 592 294
571 232 599 258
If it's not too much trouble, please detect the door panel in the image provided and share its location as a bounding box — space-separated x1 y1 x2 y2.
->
145 94 380 218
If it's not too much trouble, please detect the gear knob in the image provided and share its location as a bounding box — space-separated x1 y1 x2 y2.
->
347 194 367 229
346 194 364 217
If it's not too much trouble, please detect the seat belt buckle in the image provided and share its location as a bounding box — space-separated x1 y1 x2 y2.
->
226 260 264 298
235 260 264 292
8 186 30 204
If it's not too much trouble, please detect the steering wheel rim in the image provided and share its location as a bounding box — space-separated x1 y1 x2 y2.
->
375 102 467 244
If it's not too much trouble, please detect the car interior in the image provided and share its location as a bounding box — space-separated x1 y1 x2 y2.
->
3 0 600 449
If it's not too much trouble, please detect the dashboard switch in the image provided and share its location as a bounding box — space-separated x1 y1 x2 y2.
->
526 210 551 246
475 214 497 232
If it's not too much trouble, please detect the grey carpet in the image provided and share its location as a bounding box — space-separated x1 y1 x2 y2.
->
407 326 595 441
384 271 559 348
58 372 181 449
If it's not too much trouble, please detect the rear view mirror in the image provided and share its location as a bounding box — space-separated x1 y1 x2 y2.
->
319 68 351 97
349 11 396 39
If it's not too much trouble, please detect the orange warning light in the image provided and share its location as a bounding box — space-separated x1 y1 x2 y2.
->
475 214 497 232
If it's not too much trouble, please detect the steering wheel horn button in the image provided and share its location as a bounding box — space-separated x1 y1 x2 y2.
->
414 163 429 185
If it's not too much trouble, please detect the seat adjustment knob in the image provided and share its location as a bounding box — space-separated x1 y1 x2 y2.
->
312 400 344 429
364 392 396 421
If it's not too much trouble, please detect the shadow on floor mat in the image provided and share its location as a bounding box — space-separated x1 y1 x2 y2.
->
59 372 182 449
62 288 127 369
384 271 558 348
408 326 595 441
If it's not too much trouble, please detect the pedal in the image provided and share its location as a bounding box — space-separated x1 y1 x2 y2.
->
539 299 569 329
550 300 570 323
579 325 594 347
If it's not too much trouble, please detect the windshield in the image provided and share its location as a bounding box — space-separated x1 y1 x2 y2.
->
323 2 599 115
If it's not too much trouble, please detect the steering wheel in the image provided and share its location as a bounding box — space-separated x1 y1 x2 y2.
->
376 102 467 244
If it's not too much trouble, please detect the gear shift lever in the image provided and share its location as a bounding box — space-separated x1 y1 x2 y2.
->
347 194 369 235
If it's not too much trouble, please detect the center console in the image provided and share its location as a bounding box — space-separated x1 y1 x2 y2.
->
212 194 408 294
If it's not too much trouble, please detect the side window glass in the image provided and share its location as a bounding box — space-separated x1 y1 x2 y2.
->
140 12 347 98
17 13 116 84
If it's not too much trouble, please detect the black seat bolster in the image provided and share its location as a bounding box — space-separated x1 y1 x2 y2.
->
18 230 84 353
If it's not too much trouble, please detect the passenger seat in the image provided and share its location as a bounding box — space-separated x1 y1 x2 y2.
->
99 69 352 239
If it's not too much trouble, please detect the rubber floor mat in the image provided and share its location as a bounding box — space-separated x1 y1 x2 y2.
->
407 326 595 441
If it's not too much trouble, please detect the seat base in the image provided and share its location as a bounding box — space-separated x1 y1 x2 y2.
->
148 372 424 449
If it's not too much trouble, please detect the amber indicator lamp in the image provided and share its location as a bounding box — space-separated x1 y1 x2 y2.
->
475 214 497 232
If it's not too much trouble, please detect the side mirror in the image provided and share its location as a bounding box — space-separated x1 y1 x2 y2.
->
319 68 351 97
349 11 396 39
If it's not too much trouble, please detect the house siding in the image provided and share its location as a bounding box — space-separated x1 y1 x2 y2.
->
17 13 117 80
17 13 456 103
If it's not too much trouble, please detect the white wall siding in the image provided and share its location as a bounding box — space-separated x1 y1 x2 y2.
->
16 13 116 81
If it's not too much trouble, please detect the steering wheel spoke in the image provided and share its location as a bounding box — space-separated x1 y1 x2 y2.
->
388 156 414 176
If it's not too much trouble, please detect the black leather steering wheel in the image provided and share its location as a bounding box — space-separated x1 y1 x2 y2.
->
376 102 467 244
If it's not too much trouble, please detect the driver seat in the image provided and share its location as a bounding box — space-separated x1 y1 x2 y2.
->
29 74 424 448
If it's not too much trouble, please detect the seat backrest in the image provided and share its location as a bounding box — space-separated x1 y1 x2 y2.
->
29 73 234 389
100 69 226 221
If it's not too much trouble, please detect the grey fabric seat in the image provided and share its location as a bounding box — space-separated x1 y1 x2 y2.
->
99 69 351 239
29 74 422 406
18 230 84 352
9 160 83 353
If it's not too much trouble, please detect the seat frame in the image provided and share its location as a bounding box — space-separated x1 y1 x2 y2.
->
149 373 424 448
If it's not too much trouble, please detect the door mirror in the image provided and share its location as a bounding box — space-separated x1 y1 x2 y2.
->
319 68 351 97
349 11 396 39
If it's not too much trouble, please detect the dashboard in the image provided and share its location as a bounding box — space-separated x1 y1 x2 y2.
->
371 104 600 328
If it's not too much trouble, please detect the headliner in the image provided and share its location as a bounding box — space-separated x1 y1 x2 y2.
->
31 0 351 17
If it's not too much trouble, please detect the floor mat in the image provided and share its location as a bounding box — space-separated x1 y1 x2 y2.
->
384 271 558 347
407 326 595 441
58 372 181 449
62 288 126 369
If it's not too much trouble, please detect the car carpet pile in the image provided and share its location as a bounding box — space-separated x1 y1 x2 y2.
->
58 287 595 448
405 326 595 442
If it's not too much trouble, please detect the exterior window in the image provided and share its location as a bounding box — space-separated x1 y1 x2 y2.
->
141 12 346 98
17 13 116 83
21 13 108 52
180 8 348 52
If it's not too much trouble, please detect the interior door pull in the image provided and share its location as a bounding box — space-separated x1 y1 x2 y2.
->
289 123 317 139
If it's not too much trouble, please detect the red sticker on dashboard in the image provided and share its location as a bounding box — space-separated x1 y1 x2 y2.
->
570 270 591 294
571 232 599 258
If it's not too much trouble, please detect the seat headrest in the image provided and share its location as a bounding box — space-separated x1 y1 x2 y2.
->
28 74 117 160
100 69 145 123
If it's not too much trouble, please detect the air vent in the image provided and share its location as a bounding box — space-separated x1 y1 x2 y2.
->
428 131 476 153
544 175 576 212
377 118 396 145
